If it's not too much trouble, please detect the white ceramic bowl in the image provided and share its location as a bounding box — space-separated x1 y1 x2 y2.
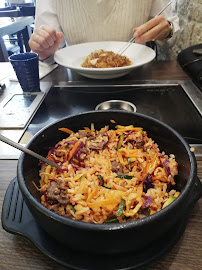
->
54 41 156 79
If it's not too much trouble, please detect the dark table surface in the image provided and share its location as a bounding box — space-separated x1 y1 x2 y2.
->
0 60 201 270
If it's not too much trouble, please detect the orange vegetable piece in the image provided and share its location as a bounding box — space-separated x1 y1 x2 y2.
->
68 141 80 161
58 128 74 134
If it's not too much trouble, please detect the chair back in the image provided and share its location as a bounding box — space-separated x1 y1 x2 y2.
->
0 4 35 17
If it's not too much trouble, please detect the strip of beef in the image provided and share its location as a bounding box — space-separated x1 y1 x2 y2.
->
88 134 108 150
46 178 69 205
111 160 123 174
135 137 145 149
78 130 91 138
79 146 88 160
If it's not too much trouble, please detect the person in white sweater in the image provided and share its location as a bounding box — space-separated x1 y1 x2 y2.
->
29 0 180 61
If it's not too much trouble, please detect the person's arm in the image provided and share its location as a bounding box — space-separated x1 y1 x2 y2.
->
134 0 180 47
150 0 180 46
29 0 64 62
34 0 62 32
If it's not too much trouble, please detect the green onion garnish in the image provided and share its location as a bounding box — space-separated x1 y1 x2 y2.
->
117 199 125 217
98 174 111 189
70 204 76 213
98 174 104 185
116 175 133 179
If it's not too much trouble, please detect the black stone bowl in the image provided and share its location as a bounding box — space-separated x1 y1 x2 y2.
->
17 111 201 254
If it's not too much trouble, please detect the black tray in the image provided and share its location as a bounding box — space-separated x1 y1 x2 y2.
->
1 177 202 270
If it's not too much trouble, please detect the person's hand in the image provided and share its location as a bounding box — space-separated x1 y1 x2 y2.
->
133 15 172 43
29 25 64 60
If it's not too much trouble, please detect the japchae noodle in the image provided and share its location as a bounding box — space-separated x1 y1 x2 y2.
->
38 124 179 224
81 50 132 68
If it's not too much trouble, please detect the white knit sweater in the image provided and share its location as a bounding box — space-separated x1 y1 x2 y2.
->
35 0 179 46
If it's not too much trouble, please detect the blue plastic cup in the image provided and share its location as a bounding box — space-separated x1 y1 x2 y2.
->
9 52 40 92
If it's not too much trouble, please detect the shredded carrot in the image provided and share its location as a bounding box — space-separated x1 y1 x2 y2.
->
150 209 157 215
171 177 176 185
126 154 144 159
39 180 43 186
116 127 143 132
118 148 128 154
152 175 168 182
32 181 41 191
117 152 125 165
88 169 96 175
151 153 158 166
87 187 98 203
71 158 84 166
174 192 180 197
123 201 143 217
154 167 166 175
144 160 150 175
119 148 142 154
88 199 119 211
135 172 145 181
68 141 80 161
116 125 134 129
148 153 157 173
84 127 91 132
58 127 74 134
137 183 143 196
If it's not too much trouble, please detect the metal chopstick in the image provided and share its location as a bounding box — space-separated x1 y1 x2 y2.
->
0 134 61 169
116 37 136 56
117 1 173 56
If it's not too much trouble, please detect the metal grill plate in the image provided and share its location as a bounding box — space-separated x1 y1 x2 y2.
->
0 92 46 129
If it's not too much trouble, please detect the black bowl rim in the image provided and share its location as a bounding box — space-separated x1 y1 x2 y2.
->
17 110 197 231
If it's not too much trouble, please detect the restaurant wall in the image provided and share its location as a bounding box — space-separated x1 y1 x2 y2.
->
159 0 202 60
